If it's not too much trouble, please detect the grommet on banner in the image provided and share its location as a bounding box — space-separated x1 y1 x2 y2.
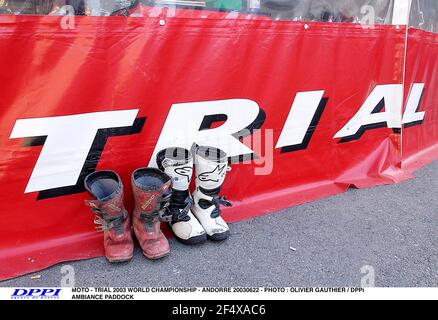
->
304 24 310 30
395 25 400 31
159 19 166 26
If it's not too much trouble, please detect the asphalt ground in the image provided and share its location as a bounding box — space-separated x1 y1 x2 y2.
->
2 161 437 288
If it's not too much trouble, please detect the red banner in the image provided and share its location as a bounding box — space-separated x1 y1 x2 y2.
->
0 12 436 280
403 27 438 170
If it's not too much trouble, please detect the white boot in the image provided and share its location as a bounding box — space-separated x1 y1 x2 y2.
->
192 146 232 241
157 148 207 245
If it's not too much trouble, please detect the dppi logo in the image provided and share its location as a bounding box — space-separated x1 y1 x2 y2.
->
11 288 62 299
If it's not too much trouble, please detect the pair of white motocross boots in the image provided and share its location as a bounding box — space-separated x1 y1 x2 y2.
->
156 146 232 244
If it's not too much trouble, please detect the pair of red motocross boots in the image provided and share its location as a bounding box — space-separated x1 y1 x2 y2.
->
84 168 172 262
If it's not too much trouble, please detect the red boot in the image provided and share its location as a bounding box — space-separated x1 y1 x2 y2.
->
84 171 134 263
131 168 172 260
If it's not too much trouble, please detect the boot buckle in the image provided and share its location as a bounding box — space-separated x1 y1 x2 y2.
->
93 213 126 234
94 216 113 232
158 200 173 222
159 210 173 223
174 197 194 222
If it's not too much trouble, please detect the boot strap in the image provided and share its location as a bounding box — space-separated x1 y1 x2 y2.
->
93 210 128 234
159 193 173 222
139 192 173 223
199 195 232 219
139 205 171 223
139 211 160 223
166 197 193 223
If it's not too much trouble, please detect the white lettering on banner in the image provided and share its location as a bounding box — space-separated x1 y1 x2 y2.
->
403 83 426 125
334 84 404 141
10 109 139 193
8 84 425 195
148 99 261 167
275 90 325 150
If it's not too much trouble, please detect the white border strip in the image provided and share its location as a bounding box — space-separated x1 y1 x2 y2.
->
392 0 412 25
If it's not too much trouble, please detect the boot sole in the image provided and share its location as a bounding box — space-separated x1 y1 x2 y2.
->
176 234 208 246
107 256 133 263
207 230 230 242
142 250 171 260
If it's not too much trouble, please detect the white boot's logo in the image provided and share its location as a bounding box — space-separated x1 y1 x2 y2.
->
161 158 187 168
174 167 193 183
198 165 227 183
